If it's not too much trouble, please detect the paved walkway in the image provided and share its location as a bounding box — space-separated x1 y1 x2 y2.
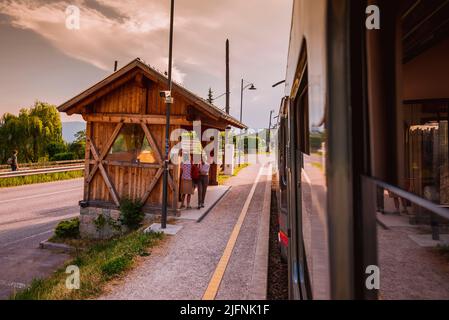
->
176 185 231 222
100 161 272 300
377 196 449 299
0 179 81 299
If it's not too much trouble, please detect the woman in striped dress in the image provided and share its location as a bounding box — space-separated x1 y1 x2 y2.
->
180 153 194 209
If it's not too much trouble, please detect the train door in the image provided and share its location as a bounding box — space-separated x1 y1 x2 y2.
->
286 97 304 300
287 39 316 299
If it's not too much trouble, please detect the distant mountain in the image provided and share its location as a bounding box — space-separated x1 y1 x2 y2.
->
62 121 85 142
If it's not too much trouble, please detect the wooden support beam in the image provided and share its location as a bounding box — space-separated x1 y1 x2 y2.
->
141 123 163 164
88 160 167 169
86 123 123 184
83 113 191 126
83 121 92 201
89 141 120 206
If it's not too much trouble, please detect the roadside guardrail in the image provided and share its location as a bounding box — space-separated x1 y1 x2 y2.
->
0 165 84 178
0 160 84 172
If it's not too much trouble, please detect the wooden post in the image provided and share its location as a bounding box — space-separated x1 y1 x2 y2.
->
83 121 92 201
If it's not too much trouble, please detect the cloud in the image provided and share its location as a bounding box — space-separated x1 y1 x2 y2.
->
0 0 293 127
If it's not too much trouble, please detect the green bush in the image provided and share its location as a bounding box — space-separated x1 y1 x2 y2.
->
68 141 85 160
101 255 132 277
54 218 80 239
51 152 76 161
47 142 67 159
119 198 144 230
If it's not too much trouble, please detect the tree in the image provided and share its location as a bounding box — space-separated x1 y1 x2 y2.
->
207 87 214 104
74 130 86 143
47 141 68 159
0 101 63 163
68 129 86 159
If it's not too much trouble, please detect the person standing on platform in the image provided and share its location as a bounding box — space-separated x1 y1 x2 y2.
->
198 155 210 208
180 153 194 209
191 156 201 210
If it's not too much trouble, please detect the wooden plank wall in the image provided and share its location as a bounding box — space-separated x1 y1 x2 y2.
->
86 79 182 210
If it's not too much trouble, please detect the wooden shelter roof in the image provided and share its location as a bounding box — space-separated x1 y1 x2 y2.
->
58 58 247 129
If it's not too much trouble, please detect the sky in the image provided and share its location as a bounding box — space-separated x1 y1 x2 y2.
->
0 0 292 128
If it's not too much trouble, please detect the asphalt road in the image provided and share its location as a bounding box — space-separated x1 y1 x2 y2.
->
0 178 82 299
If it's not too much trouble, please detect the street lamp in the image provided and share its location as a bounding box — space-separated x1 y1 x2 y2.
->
240 79 257 123
238 79 256 165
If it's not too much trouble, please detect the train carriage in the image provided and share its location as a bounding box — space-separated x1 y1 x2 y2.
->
275 0 449 300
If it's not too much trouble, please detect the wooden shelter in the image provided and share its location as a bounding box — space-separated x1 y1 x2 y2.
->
58 58 245 214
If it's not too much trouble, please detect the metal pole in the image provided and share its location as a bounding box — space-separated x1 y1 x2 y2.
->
267 110 273 153
225 39 230 114
239 79 243 165
114 61 118 72
161 0 175 229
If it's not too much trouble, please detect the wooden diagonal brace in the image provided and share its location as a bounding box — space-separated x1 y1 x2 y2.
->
90 141 120 206
87 122 123 184
141 167 164 204
141 123 163 164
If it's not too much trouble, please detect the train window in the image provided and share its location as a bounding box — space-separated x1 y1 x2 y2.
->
366 0 449 300
279 113 288 189
403 100 449 204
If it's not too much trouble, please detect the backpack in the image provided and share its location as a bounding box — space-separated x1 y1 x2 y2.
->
191 164 200 180
7 157 12 165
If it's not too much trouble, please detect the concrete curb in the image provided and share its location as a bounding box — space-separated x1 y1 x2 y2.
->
39 239 76 253
247 164 272 300
197 186 232 223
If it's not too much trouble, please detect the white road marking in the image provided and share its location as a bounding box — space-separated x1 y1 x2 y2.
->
0 229 53 248
0 187 82 204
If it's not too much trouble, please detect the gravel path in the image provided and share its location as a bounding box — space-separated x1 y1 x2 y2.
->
100 162 270 300
379 224 449 299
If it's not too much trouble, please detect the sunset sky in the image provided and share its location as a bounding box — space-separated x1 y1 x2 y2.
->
0 0 292 128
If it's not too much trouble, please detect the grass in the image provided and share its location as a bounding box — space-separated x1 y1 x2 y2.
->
0 170 83 188
11 230 164 300
218 163 250 185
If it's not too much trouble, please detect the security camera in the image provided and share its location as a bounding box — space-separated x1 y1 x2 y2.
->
159 90 171 98
159 90 174 104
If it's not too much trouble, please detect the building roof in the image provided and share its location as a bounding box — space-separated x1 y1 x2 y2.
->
58 58 246 129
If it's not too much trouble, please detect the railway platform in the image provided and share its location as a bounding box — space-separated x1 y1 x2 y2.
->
100 160 273 300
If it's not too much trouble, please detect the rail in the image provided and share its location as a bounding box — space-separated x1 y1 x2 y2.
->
0 165 84 178
363 175 449 240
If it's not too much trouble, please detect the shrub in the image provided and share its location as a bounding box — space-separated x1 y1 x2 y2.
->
54 218 80 239
68 141 85 159
47 142 67 159
101 255 132 277
119 197 144 230
51 152 76 161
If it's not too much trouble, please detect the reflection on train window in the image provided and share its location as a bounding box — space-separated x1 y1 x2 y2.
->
370 0 449 300
107 124 156 163
404 101 449 205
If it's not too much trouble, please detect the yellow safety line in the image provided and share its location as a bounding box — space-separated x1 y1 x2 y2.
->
202 165 265 300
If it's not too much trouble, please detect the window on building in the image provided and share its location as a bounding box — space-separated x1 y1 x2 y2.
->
107 124 156 163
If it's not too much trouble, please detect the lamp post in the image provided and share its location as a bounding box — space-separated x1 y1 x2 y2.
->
161 0 175 230
267 110 274 153
238 79 256 165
